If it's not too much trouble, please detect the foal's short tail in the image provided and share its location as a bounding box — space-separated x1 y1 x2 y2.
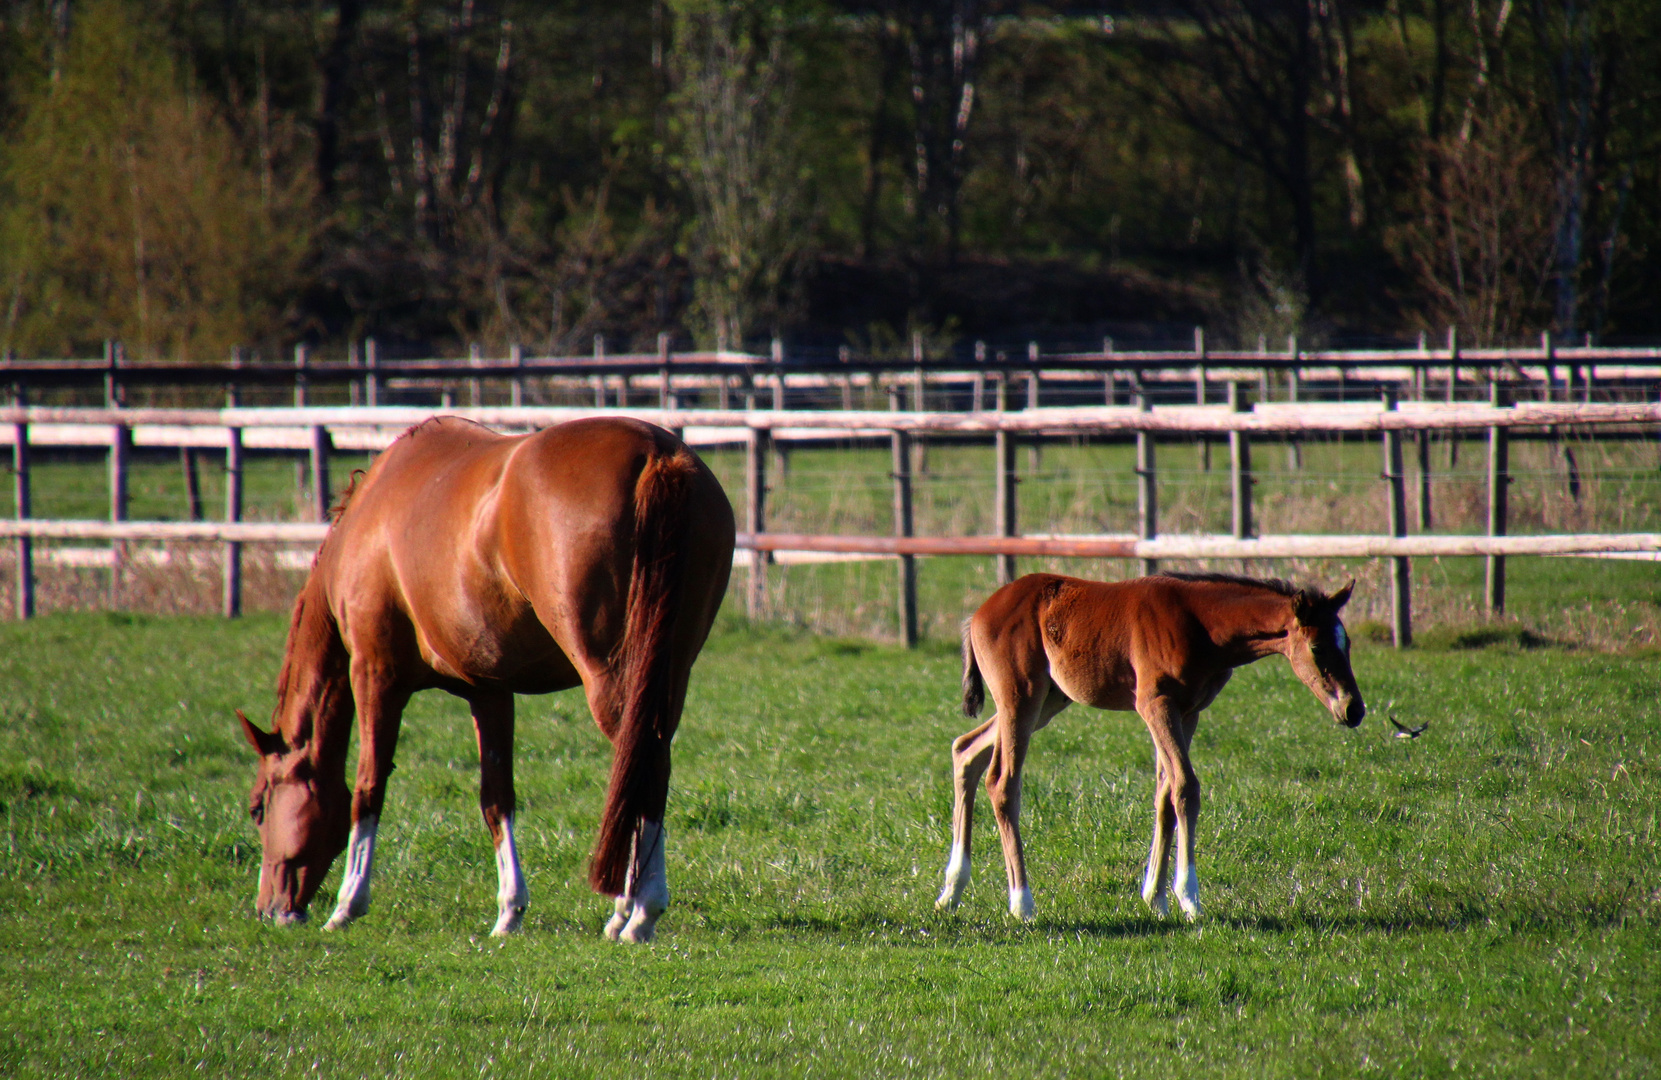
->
961 619 985 719
589 447 700 895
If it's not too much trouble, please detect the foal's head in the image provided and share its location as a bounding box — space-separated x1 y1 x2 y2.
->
1284 580 1365 727
239 710 350 924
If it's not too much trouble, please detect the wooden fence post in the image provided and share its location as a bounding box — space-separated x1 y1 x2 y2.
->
468 342 482 406
110 424 130 604
1446 326 1459 466
365 338 380 408
1487 378 1510 616
972 341 986 413
223 423 243 618
1229 380 1252 544
310 425 332 521
294 343 309 407
995 375 1018 585
1026 342 1041 473
1416 338 1433 530
746 425 770 619
593 335 607 407
1194 327 1210 471
12 385 32 619
1287 333 1302 470
658 332 673 409
1135 369 1158 577
1382 387 1412 647
890 386 918 647
510 343 524 407
182 447 203 521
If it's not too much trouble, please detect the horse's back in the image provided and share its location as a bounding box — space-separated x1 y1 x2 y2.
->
315 416 731 692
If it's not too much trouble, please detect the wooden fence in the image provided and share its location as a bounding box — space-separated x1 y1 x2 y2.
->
4 331 1660 410
5 399 1660 646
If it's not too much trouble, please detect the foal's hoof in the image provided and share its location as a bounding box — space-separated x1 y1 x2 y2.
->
491 907 526 937
1142 892 1170 919
603 898 633 941
618 921 657 944
321 912 353 931
1008 887 1035 922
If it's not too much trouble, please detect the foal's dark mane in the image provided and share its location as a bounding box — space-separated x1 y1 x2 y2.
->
1156 571 1298 596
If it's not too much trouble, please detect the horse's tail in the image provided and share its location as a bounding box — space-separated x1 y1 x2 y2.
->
589 446 700 895
961 618 985 718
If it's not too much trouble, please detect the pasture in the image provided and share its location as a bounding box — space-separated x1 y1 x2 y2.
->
3 610 1659 1076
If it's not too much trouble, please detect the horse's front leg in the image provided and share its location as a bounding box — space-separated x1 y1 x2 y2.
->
472 690 528 936
936 717 997 910
324 669 409 930
1140 697 1202 920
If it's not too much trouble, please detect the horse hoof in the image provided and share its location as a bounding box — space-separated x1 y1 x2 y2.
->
272 910 310 928
1008 887 1035 922
491 908 525 937
1143 893 1170 919
934 891 960 911
322 913 352 931
618 922 656 944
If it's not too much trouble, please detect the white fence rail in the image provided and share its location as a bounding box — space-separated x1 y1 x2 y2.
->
7 403 1659 645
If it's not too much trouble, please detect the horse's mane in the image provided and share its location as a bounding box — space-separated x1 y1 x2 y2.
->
270 582 344 743
1157 570 1299 596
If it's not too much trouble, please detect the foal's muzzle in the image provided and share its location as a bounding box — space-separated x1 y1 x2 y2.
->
1338 696 1366 728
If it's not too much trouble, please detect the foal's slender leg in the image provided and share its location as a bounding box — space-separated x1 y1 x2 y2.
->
471 690 527 936
987 687 1069 921
1138 695 1202 921
936 717 997 910
325 665 409 930
1141 751 1176 918
1169 709 1204 921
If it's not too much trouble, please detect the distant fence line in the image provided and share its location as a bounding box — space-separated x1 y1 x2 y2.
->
4 331 1660 410
6 400 1661 646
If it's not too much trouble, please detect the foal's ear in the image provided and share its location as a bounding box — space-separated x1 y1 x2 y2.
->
237 709 284 756
1329 579 1356 612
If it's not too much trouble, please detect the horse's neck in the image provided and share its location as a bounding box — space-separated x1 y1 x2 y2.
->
275 587 354 767
1200 588 1294 664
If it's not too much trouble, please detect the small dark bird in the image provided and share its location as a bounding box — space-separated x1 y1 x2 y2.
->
1390 716 1428 740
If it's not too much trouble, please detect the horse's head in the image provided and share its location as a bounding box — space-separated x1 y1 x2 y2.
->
239 710 350 924
1286 580 1365 727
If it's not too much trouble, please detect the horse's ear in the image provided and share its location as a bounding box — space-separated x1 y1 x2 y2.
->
1292 588 1321 625
1329 580 1355 612
237 710 283 756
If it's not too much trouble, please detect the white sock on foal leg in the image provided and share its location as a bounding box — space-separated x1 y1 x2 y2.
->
1141 859 1170 918
324 815 378 930
935 844 970 909
618 819 668 944
1174 857 1202 921
1008 885 1035 922
491 814 529 936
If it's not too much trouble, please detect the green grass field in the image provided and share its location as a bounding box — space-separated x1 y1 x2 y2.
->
2 611 1659 1076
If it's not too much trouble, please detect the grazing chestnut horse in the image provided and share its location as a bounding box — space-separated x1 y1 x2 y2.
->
935 572 1364 922
238 416 734 943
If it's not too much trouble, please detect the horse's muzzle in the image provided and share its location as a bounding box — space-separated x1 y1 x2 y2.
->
1340 697 1366 728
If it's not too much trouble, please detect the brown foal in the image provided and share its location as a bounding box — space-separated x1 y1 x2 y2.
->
936 572 1364 922
239 417 733 943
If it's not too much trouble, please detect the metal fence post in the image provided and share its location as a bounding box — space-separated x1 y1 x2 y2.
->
1382 387 1412 647
995 374 1018 585
890 386 917 646
1136 369 1158 577
12 385 32 619
746 424 770 619
1229 380 1253 542
310 425 332 521
223 423 243 618
1487 378 1510 616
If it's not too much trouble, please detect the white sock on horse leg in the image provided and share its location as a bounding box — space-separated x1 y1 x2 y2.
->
619 819 668 944
1008 885 1035 921
936 843 970 909
490 813 529 936
324 814 378 930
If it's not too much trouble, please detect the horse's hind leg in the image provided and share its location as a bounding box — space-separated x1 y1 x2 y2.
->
986 686 1069 921
936 717 997 910
472 690 528 936
324 665 410 930
1141 753 1176 918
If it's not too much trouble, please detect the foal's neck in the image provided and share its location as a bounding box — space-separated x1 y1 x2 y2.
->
1203 587 1296 665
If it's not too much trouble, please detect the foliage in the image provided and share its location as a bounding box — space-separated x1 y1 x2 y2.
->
0 0 307 360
